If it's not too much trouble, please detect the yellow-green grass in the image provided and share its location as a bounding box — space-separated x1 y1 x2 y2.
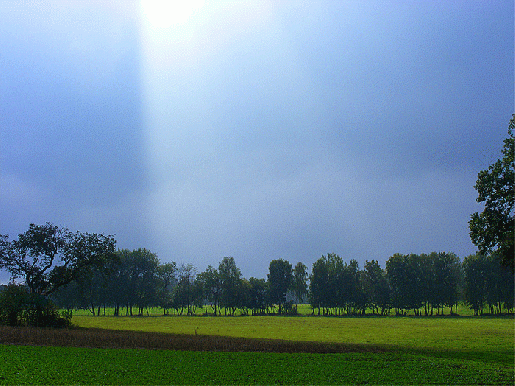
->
72 314 514 366
72 314 511 349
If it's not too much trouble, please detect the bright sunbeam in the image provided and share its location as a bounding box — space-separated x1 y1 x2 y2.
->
141 0 205 29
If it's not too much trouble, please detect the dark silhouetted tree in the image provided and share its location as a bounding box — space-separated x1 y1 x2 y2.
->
196 265 221 316
0 223 116 296
267 259 292 314
218 257 242 315
291 262 308 304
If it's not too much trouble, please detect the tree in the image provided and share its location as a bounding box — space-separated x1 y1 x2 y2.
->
327 254 346 314
291 262 308 304
309 254 343 315
464 253 515 315
131 249 160 315
469 115 514 272
341 259 360 314
463 253 489 315
386 253 425 315
267 259 293 314
363 260 391 315
0 234 8 261
426 252 461 314
0 223 116 296
172 263 197 315
157 262 177 315
218 257 242 315
0 283 71 327
309 255 330 315
196 265 221 315
247 277 269 315
110 248 160 316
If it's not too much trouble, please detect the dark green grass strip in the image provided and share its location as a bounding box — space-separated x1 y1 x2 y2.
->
1 344 513 385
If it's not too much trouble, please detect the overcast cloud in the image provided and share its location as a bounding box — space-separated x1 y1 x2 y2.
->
0 1 513 282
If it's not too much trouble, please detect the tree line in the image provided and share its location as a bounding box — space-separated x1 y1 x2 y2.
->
50 248 515 318
0 224 513 325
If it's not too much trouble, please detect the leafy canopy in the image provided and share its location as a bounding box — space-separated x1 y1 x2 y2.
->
469 115 514 272
0 223 116 295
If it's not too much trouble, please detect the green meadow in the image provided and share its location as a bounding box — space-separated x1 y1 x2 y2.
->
72 314 512 357
1 313 513 385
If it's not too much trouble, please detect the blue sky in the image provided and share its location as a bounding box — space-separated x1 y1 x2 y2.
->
0 1 513 282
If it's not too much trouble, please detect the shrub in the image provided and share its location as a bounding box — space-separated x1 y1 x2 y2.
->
0 284 71 328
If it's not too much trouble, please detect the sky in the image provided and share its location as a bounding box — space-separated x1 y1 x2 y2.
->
0 0 513 282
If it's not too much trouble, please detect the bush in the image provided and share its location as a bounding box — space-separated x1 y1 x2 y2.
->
0 284 71 328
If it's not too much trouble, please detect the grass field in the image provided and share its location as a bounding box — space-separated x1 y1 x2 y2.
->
1 344 512 385
72 314 513 359
1 313 513 385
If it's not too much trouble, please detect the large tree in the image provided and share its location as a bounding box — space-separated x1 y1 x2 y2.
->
363 260 391 315
0 223 116 296
386 253 425 315
267 259 292 314
469 115 514 272
247 277 269 315
172 264 197 315
425 252 461 314
291 262 308 304
218 257 242 315
196 265 221 315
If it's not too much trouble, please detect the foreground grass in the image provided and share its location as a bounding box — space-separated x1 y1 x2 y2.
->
1 344 513 385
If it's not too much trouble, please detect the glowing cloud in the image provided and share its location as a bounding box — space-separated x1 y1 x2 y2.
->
141 0 205 29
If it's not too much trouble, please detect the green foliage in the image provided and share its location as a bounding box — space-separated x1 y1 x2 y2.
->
170 264 198 315
0 223 116 296
0 284 71 328
218 257 242 315
309 254 366 315
196 265 220 315
363 260 391 314
267 259 292 314
386 252 461 315
463 253 514 315
247 277 269 315
470 115 515 272
291 261 308 303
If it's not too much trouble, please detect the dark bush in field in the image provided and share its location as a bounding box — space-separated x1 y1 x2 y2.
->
0 284 71 328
